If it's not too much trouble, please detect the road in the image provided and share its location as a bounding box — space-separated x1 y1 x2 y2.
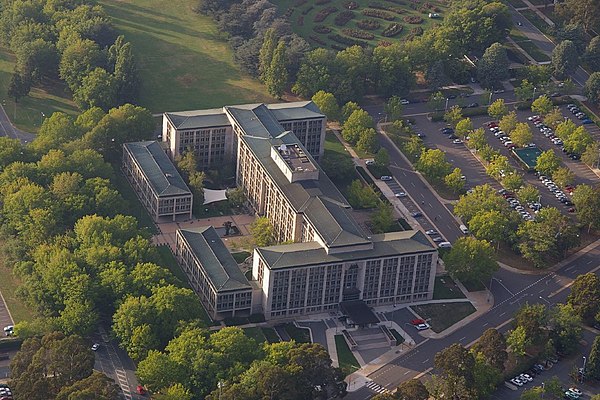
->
346 241 600 399
0 104 35 143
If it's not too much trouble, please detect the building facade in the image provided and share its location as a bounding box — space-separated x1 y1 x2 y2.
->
122 141 193 222
175 226 253 320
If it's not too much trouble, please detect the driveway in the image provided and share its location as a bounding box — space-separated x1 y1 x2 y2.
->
0 104 35 144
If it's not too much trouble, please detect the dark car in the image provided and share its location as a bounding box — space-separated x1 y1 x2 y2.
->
467 102 479 108
440 127 454 134
411 212 423 217
447 94 457 99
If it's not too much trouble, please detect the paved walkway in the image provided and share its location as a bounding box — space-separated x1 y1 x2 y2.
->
519 0 555 27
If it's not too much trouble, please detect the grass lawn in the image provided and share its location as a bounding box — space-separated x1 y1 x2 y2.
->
112 170 158 233
334 334 360 376
99 0 273 113
389 328 405 345
272 0 448 50
284 323 311 343
433 276 466 300
243 327 267 344
504 0 528 8
520 9 553 37
0 48 79 134
509 30 551 63
412 302 476 333
323 131 362 198
0 241 35 323
232 251 251 264
462 279 486 292
262 327 281 343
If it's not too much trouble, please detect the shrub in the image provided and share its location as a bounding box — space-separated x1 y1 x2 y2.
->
343 1 359 9
334 10 355 26
314 6 338 22
356 19 381 30
309 35 327 46
342 28 375 40
381 23 403 37
362 8 395 20
283 7 295 19
410 26 423 36
294 0 307 6
298 15 304 26
313 25 332 34
331 43 347 51
403 15 423 24
315 0 331 4
302 6 314 15
368 2 405 13
378 40 393 47
328 33 368 47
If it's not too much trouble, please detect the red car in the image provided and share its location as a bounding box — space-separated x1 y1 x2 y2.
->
411 318 426 325
137 386 146 395
486 121 498 128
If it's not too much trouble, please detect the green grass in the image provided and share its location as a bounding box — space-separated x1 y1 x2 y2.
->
99 0 272 113
261 327 281 343
284 323 311 343
0 241 35 323
520 9 553 36
231 251 251 264
504 0 528 8
462 279 487 292
243 327 267 344
509 30 551 63
273 0 448 50
323 131 362 196
335 334 360 376
412 302 476 333
112 171 158 233
389 328 405 345
0 48 79 134
433 276 466 300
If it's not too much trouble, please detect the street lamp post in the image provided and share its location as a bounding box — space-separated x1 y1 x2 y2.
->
582 356 587 382
445 97 449 111
533 87 537 100
218 381 224 400
539 296 551 306
40 111 45 125
488 91 493 105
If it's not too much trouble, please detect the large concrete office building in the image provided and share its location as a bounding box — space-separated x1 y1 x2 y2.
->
160 101 437 320
122 141 193 222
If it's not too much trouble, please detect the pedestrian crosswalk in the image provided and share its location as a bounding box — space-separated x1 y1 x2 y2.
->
115 369 132 400
366 380 390 394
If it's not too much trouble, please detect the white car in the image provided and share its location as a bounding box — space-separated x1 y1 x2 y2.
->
380 175 392 181
415 323 430 330
3 325 14 336
568 388 582 396
400 99 410 105
519 373 533 382
395 192 407 198
425 230 438 235
510 378 523 386
91 343 100 351
452 139 463 144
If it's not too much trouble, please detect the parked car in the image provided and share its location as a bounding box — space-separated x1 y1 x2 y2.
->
395 192 407 198
437 241 452 248
467 102 479 108
415 323 430 330
91 343 100 351
400 99 410 105
380 175 392 181
432 237 444 242
411 212 423 217
452 139 463 144
581 119 593 124
425 230 437 235
510 378 523 387
3 326 13 336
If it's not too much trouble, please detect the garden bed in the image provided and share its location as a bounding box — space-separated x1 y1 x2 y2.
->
411 302 476 333
335 334 360 376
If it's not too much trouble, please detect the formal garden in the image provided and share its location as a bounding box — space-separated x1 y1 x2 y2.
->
272 0 449 49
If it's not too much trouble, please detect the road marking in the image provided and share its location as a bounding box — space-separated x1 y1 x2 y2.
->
587 260 594 265
499 312 506 317
422 358 429 364
403 371 410 375
459 336 466 341
538 289 545 293
483 322 489 327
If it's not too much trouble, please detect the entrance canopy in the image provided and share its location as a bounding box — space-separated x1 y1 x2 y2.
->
340 300 380 326
203 188 228 205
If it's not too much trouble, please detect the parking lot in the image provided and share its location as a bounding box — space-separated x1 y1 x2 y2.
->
411 103 599 219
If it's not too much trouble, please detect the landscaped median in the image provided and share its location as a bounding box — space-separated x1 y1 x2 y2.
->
411 302 476 333
334 334 361 376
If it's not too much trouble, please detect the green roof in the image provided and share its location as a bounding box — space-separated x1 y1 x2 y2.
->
164 108 229 130
513 147 542 170
267 101 324 121
124 141 192 197
178 227 252 292
256 230 435 270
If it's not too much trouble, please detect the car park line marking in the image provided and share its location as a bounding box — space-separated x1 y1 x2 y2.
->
422 358 429 364
499 312 506 317
459 336 466 341
403 371 411 375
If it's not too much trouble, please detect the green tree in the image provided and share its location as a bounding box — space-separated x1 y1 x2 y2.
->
520 386 544 400
433 344 476 397
444 167 465 193
136 350 187 393
502 172 524 192
555 0 600 33
572 184 600 232
384 96 404 122
417 149 451 180
292 48 334 99
473 352 502 398
525 65 552 85
555 118 577 141
112 39 139 104
487 98 508 120
582 142 600 168
588 336 600 379
468 128 486 151
499 111 518 134
73 67 118 111
584 37 600 71
454 184 507 223
510 123 533 147
59 38 104 91
56 371 122 400
188 171 206 205
176 150 198 178
543 107 564 128
485 154 511 180
7 72 31 103
477 42 510 89
396 379 429 400
356 127 377 154
443 105 463 128
543 376 563 398
403 135 425 159
552 40 579 79
518 185 540 205
567 272 600 322
428 91 445 111
564 126 593 155
507 325 529 357
468 209 510 246
531 94 553 116
320 152 355 182
311 91 339 121
552 167 575 189
265 40 287 99
455 118 473 139
341 101 361 123
32 112 81 153
372 44 414 98
342 109 373 144
445 237 498 285
535 149 561 176
374 148 389 166
347 180 379 209
227 187 246 208
259 28 277 82
161 384 194 400
549 303 582 354
473 328 508 371
249 216 275 246
515 79 535 101
370 202 394 234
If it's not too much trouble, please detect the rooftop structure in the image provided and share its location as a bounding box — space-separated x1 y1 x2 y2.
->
513 146 542 171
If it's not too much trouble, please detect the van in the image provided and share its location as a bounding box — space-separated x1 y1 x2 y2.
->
459 224 469 234
438 241 452 248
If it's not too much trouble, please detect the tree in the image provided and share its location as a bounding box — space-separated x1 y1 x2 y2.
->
520 386 544 400
372 44 414 98
531 95 553 116
535 149 561 176
384 96 404 122
543 376 563 398
176 151 198 178
443 105 463 128
370 202 394 234
473 352 502 398
265 39 287 98
502 172 524 192
555 118 577 141
584 37 600 71
584 72 600 106
477 42 509 89
468 128 486 151
7 72 31 103
518 185 540 205
347 180 379 209
572 184 600 232
434 344 476 396
510 123 533 147
507 325 529 357
567 272 600 322
525 65 552 85
341 101 361 123
356 128 377 154
32 112 81 153
73 67 118 111
582 142 600 168
428 91 445 111
487 98 507 120
416 149 451 180
515 79 535 101
486 154 511 180
468 209 510 245
403 135 425 159
445 237 498 285
588 336 600 379
342 109 373 144
549 303 582 354
374 148 389 166
499 111 518 134
454 184 507 223
188 171 205 205
59 38 104 91
555 0 600 33
258 28 277 82
444 167 465 193
552 40 579 79
320 152 356 182
311 91 339 121
249 216 275 246
112 39 139 104
56 371 122 400
136 350 187 393
565 126 593 155
473 328 508 371
396 379 429 400
455 118 473 139
543 107 564 128
552 167 575 189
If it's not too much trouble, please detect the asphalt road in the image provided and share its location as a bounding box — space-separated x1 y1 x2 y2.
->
0 104 35 143
346 241 600 399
